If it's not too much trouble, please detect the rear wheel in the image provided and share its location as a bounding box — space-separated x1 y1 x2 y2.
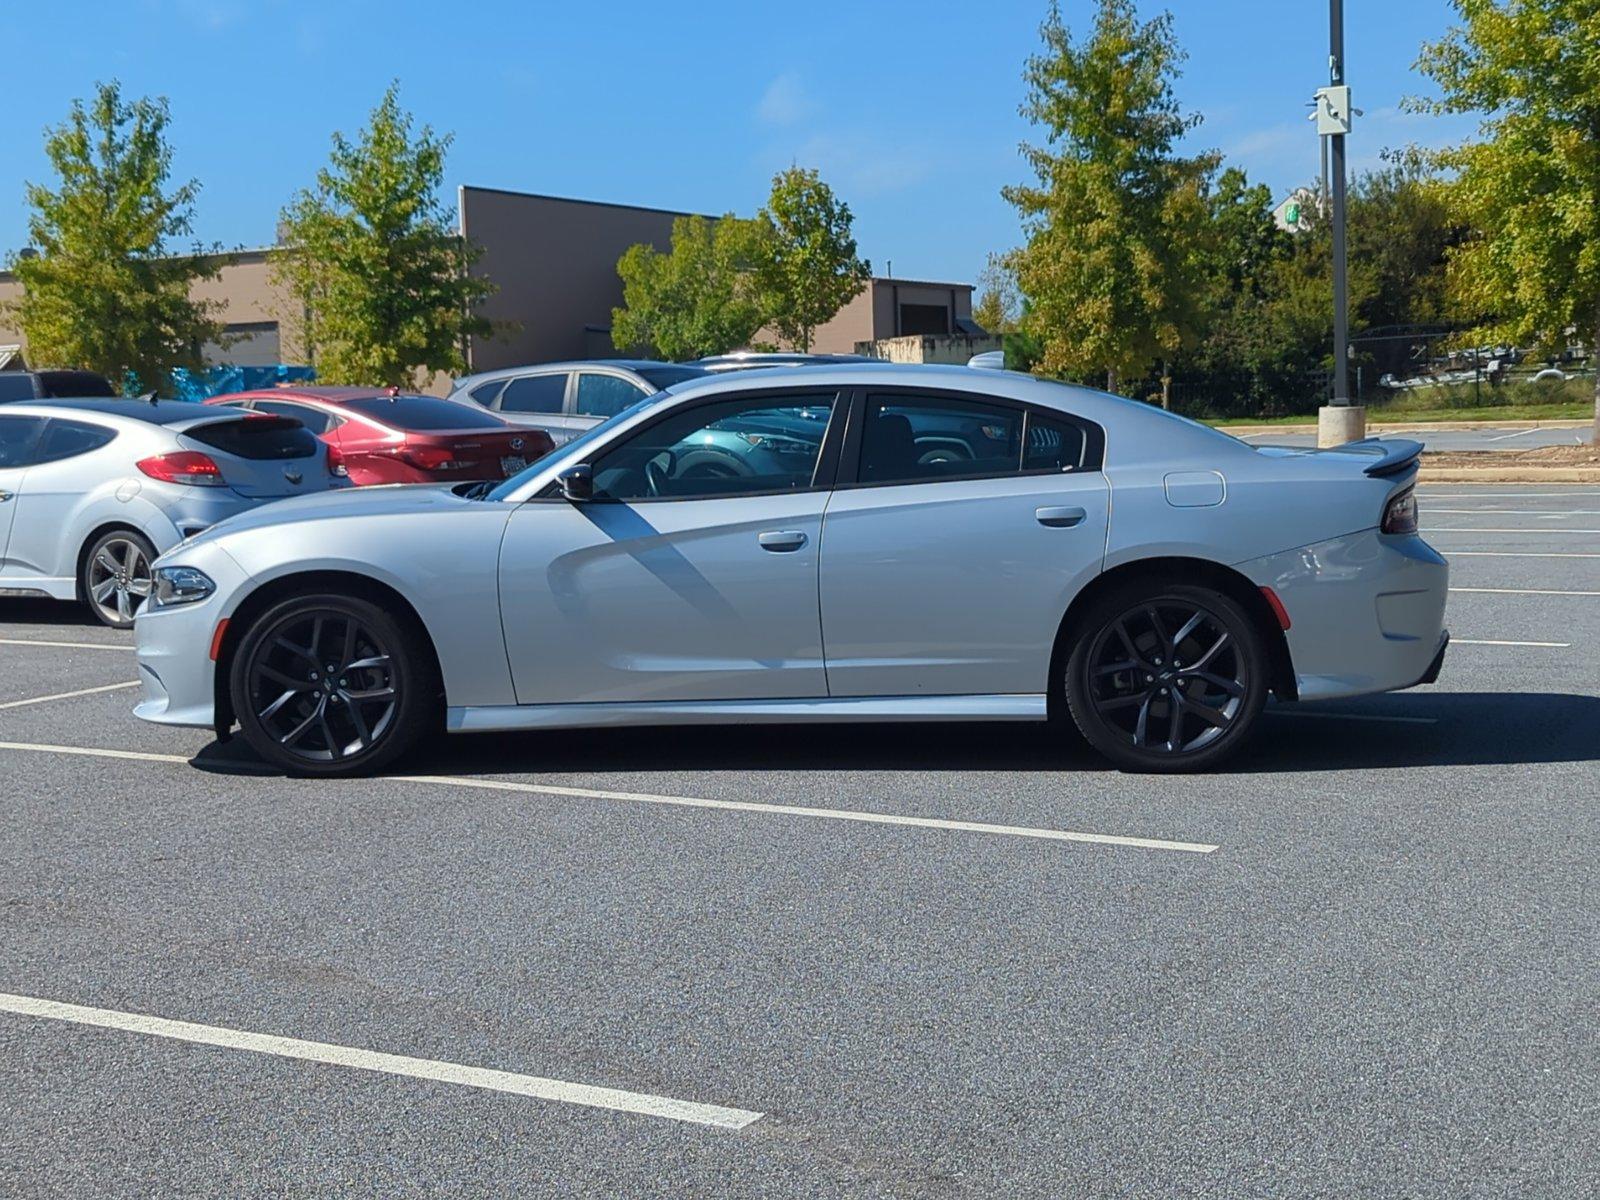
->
82 529 157 628
1064 582 1268 773
230 592 438 777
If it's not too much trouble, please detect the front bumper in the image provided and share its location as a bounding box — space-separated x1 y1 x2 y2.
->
1240 529 1449 701
132 543 250 729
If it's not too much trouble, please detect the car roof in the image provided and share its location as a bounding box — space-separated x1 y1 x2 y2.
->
213 386 420 405
2 397 266 431
452 360 706 387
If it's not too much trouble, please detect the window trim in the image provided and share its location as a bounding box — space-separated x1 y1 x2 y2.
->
833 386 1105 491
536 385 849 504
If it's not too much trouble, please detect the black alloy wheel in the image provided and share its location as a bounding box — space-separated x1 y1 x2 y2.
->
1065 583 1268 772
231 593 436 776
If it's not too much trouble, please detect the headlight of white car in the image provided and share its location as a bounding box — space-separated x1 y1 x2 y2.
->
150 565 216 609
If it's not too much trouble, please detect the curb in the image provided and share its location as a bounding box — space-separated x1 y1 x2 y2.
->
1421 470 1600 482
1221 418 1592 436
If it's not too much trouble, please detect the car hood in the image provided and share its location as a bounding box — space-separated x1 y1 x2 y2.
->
185 483 483 546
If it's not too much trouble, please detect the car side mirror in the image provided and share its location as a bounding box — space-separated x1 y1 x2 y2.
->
559 464 594 502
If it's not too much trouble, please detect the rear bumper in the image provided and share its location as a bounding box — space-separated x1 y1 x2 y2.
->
1239 529 1448 701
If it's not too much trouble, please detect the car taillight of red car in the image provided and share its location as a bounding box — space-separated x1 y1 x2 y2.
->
137 452 227 487
396 445 468 472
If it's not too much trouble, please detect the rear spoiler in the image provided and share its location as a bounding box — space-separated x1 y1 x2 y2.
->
1339 437 1424 478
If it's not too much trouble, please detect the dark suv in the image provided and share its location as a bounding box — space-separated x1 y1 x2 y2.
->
0 369 119 403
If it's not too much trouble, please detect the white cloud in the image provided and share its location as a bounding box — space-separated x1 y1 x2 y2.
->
757 72 814 126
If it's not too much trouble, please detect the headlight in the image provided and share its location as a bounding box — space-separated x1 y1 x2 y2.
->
151 565 216 609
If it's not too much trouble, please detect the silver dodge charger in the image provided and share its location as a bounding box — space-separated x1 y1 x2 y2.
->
133 365 1449 774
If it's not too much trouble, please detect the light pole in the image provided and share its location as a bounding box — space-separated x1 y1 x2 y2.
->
1316 0 1366 447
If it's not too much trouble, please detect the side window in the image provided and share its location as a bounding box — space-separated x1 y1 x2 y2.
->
590 393 838 502
859 395 1022 485
0 416 47 467
574 372 647 419
469 379 508 407
33 419 117 465
499 374 567 414
1022 411 1090 473
253 400 332 434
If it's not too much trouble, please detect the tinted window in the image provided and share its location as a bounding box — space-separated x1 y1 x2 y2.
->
1022 412 1090 472
0 415 46 466
36 370 117 398
591 394 837 501
636 365 708 390
859 395 1022 484
0 375 39 404
499 374 566 414
253 399 335 434
468 379 507 406
35 419 117 464
574 372 646 419
344 395 506 431
185 416 320 460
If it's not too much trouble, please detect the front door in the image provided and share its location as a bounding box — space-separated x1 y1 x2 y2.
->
499 389 844 704
819 390 1110 697
0 415 46 569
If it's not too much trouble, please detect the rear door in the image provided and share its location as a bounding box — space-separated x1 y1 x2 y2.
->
571 370 651 434
496 372 581 443
0 415 46 567
179 415 331 497
819 388 1109 697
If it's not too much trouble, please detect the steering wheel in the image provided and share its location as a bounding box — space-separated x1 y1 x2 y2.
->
644 450 676 497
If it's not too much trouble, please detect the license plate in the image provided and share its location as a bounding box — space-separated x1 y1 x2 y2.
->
500 456 527 475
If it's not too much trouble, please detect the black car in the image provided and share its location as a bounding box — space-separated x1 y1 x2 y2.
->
0 369 119 403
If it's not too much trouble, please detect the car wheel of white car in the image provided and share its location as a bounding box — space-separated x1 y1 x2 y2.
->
230 592 438 777
1065 582 1268 773
82 529 157 629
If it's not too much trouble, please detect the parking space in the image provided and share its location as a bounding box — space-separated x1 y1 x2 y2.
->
2 484 1596 1197
1233 425 1591 451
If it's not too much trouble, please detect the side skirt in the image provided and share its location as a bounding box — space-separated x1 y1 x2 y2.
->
447 694 1049 733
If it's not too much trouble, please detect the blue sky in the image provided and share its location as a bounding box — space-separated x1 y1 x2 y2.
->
1 0 1478 286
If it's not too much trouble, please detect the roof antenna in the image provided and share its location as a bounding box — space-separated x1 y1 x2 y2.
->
140 390 158 406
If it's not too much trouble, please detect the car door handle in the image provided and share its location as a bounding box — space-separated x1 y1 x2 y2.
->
758 530 808 552
1036 505 1086 528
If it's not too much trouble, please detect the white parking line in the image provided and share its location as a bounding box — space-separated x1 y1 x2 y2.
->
1426 509 1600 516
1420 531 1600 540
1420 491 1600 499
0 638 133 652
1485 427 1542 442
1446 551 1600 559
0 740 1219 854
1451 587 1600 597
0 991 762 1129
1453 638 1571 647
0 681 140 711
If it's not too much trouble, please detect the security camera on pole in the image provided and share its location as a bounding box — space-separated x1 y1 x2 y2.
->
1316 0 1365 448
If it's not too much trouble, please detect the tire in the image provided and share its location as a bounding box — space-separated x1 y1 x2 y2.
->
81 528 158 629
1063 581 1269 773
229 592 439 777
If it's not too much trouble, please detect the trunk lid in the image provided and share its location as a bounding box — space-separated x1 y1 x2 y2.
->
178 414 337 498
420 426 553 479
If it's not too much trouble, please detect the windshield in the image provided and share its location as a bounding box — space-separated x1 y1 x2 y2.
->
483 390 665 501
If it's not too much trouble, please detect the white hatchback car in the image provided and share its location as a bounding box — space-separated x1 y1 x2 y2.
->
0 398 346 626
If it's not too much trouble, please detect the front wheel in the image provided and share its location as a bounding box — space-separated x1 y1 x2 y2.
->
230 593 438 777
1064 583 1268 773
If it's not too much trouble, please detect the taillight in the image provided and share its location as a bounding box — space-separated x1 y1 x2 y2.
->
398 445 456 471
326 443 348 478
1381 487 1418 535
137 451 226 487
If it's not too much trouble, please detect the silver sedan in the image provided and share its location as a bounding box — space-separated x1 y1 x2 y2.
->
133 365 1448 774
0 398 346 627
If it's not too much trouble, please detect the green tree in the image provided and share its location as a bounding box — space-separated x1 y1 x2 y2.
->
5 81 222 391
973 253 1022 334
277 84 492 386
1412 0 1600 439
612 215 767 359
1003 0 1217 391
752 167 870 351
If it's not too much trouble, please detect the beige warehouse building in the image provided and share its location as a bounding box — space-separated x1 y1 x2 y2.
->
0 186 980 382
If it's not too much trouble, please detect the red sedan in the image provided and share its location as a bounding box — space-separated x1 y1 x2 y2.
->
204 387 553 486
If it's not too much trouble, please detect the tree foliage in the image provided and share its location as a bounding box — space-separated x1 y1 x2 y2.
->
276 84 493 386
1411 0 1600 435
973 253 1022 334
5 81 222 391
753 167 871 352
612 215 767 359
1003 0 1217 390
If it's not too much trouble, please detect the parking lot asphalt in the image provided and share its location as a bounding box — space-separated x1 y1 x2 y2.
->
1233 425 1590 452
1 483 1596 1198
